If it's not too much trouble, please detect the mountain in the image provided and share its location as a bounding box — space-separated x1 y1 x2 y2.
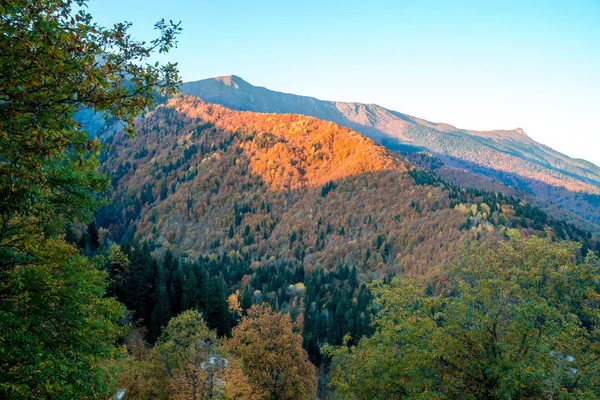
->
181 75 600 227
97 93 599 365
99 94 597 272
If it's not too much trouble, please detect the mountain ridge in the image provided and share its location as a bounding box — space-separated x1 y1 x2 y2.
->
196 75 531 139
181 75 600 227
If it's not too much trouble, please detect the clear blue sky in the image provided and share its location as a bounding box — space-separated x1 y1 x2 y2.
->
87 0 600 165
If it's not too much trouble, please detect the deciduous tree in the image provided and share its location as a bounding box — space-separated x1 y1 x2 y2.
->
225 304 317 400
0 239 125 398
328 234 600 399
0 0 180 397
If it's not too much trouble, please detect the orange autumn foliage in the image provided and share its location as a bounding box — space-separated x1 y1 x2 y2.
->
224 305 317 400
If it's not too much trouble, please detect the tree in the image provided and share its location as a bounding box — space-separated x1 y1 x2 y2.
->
205 276 231 337
327 234 600 399
182 267 200 311
0 239 125 398
240 285 253 312
225 304 317 400
115 310 262 400
156 309 220 400
0 0 180 255
108 243 130 271
0 1 180 396
87 220 100 251
150 264 172 341
228 291 242 325
158 310 262 400
110 325 169 400
118 243 156 326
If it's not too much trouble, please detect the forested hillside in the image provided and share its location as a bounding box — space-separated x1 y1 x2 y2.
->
4 2 600 399
182 75 600 227
100 95 598 274
91 94 599 371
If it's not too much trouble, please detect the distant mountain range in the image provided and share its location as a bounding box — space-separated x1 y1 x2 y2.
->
182 75 600 227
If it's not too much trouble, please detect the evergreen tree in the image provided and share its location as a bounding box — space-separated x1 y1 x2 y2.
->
150 265 172 341
205 277 231 336
240 286 253 312
181 268 199 311
87 221 100 251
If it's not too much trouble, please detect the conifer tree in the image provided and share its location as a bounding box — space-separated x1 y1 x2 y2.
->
205 277 231 336
150 265 172 341
181 268 199 311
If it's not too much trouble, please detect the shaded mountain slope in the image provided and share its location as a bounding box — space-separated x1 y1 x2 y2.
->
181 75 600 226
99 95 597 277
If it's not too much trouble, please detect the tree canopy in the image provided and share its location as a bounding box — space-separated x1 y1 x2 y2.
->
0 0 180 254
225 304 318 400
0 0 180 397
328 234 600 399
0 239 124 398
113 310 263 400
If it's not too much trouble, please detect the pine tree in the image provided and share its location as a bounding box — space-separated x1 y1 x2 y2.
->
181 269 199 311
205 277 231 336
150 265 172 341
241 286 253 312
87 221 100 251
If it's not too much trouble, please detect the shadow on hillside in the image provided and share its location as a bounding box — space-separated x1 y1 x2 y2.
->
426 151 600 229
465 134 600 187
99 98 600 264
100 106 482 275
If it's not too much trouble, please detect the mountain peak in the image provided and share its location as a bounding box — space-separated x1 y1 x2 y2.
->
213 75 248 88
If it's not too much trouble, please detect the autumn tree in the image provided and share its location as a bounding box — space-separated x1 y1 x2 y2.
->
111 325 170 400
0 0 180 397
156 309 221 400
115 310 262 400
225 304 317 400
327 234 600 399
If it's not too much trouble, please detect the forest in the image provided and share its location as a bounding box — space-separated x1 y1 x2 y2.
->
1 1 600 399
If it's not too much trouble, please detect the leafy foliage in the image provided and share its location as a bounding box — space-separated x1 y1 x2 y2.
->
114 310 262 400
225 304 317 400
0 0 180 253
0 0 180 397
328 235 600 399
0 239 124 399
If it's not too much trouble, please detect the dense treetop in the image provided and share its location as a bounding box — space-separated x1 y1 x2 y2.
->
101 95 597 276
328 235 600 399
0 0 180 397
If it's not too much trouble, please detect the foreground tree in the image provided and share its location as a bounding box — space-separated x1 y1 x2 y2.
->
0 0 180 251
0 239 124 398
225 304 317 400
0 0 180 397
328 234 600 399
115 310 262 400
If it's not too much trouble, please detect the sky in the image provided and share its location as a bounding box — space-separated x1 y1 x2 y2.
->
87 0 600 165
